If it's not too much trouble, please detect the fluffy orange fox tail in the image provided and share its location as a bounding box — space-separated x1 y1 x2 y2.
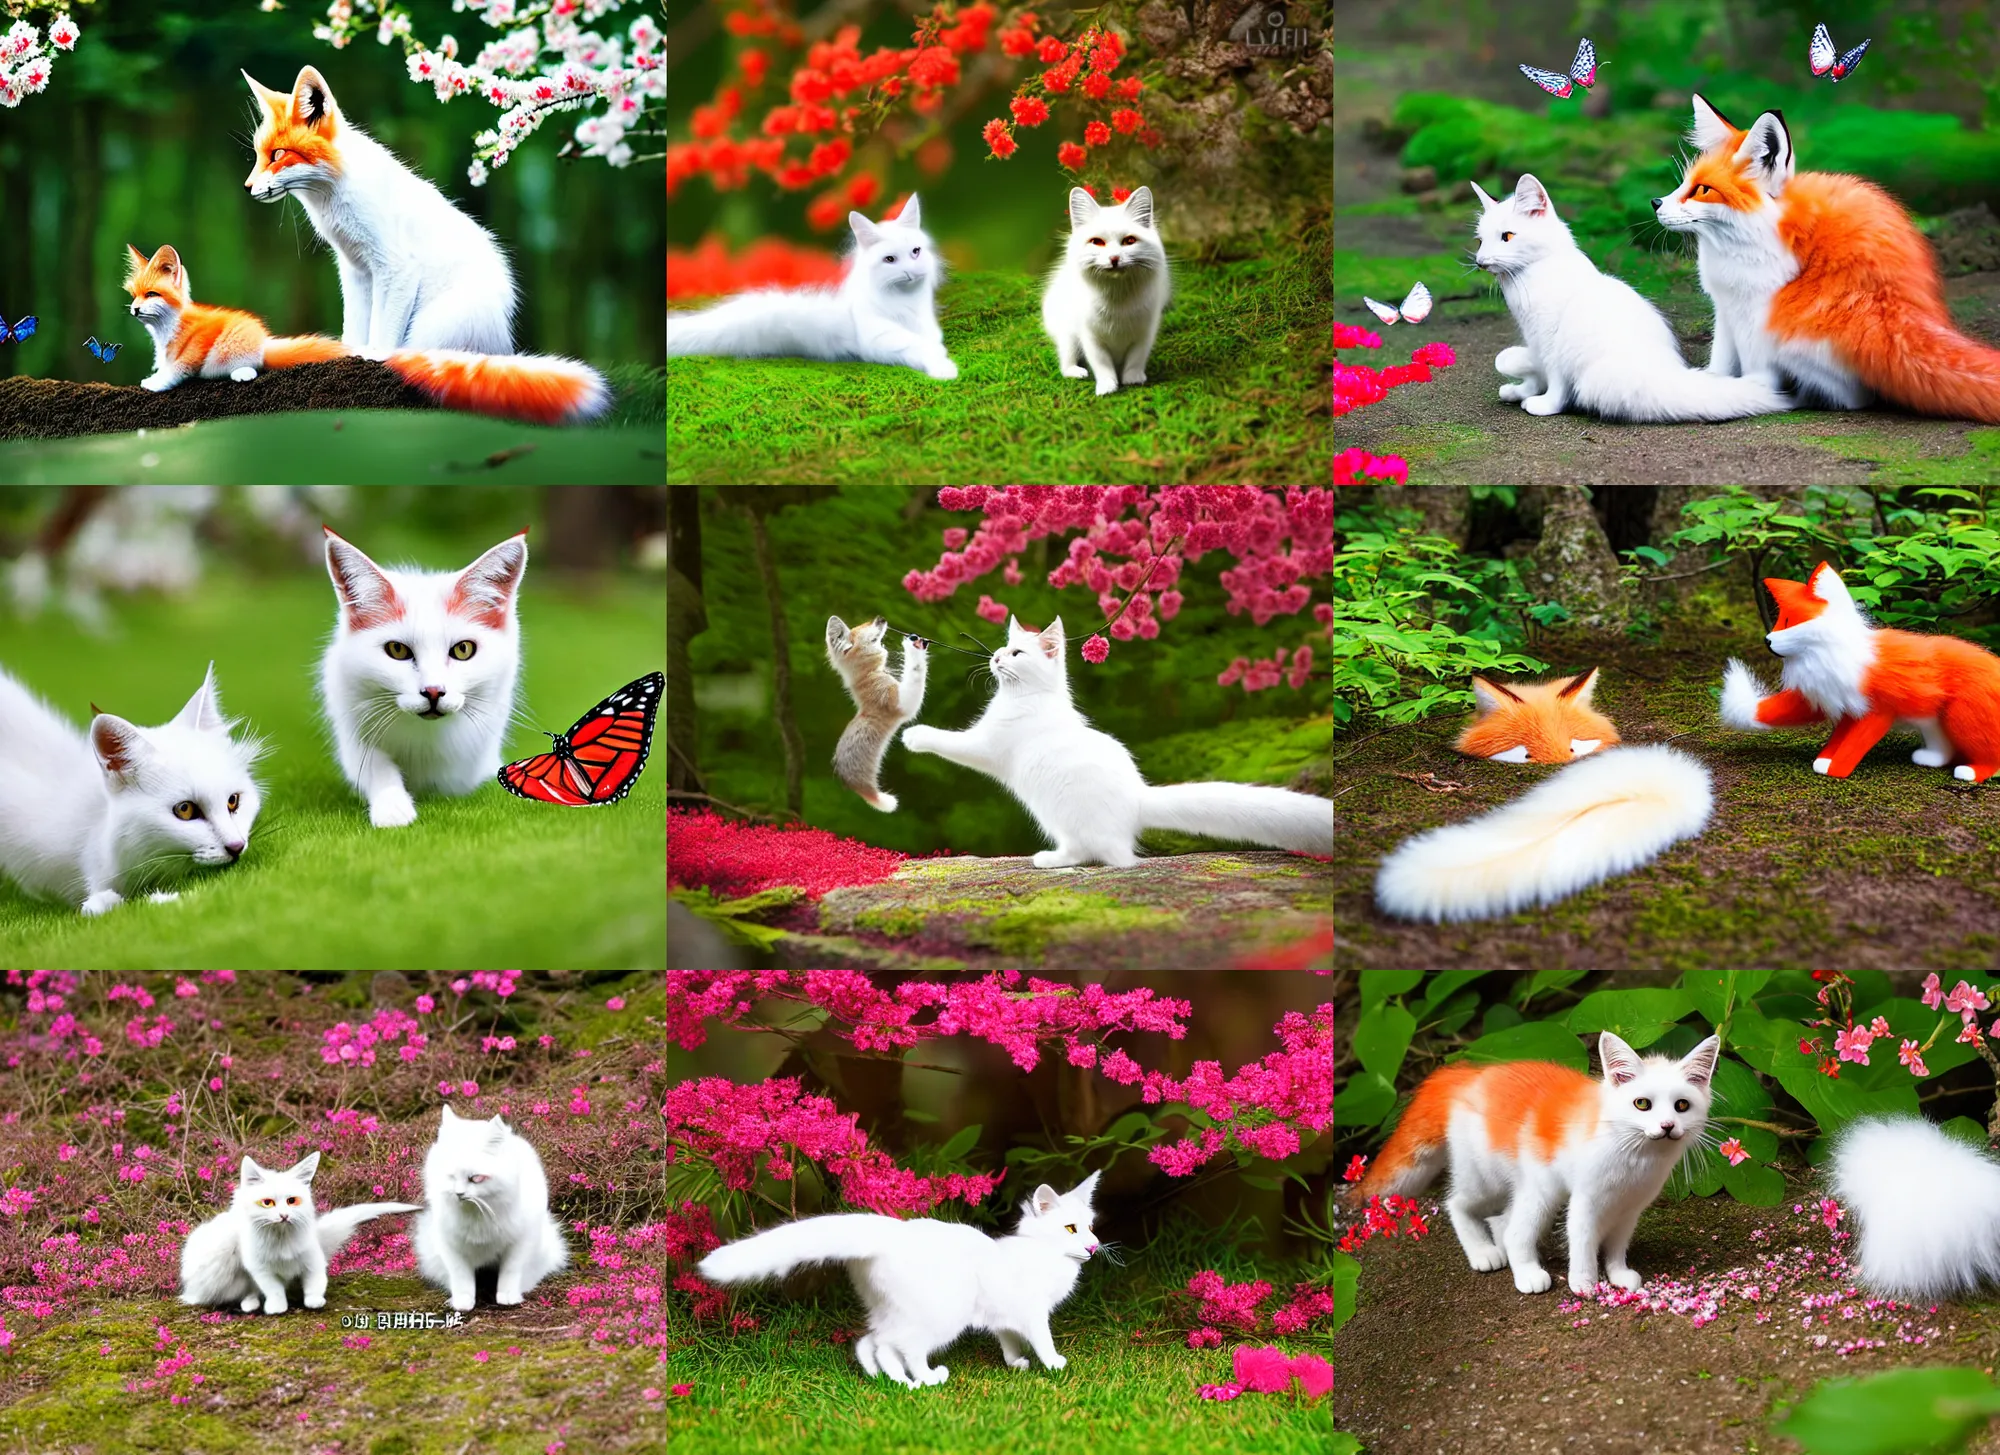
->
385 350 611 426
1346 1062 1482 1207
1858 319 2000 424
264 335 350 369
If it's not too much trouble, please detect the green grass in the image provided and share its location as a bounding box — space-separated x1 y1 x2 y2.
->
667 1215 1335 1455
668 245 1331 484
0 409 665 485
0 574 665 969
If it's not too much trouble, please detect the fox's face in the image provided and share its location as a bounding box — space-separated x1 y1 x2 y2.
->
1470 173 1572 279
1454 669 1620 763
124 244 190 326
1763 562 1859 656
1653 95 1791 241
242 66 343 202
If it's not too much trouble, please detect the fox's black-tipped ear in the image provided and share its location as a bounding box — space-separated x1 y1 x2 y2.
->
1557 667 1600 702
1735 110 1794 197
291 65 338 130
1689 93 1740 150
1470 677 1521 714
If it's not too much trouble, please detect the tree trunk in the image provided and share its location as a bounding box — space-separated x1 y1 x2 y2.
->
1536 486 1633 635
667 487 707 798
1409 487 1469 549
749 510 805 817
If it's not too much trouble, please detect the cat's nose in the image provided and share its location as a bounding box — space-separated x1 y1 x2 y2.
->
420 687 445 707
224 841 245 860
1659 1120 1677 1134
1652 197 1663 212
1087 1243 1100 1253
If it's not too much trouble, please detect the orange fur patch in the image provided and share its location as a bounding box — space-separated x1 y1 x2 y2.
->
1455 673 1621 763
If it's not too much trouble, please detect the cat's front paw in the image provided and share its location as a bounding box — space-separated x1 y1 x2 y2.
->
140 374 175 393
1522 394 1565 416
1607 1267 1644 1292
1119 368 1147 386
1092 377 1119 396
1044 1353 1068 1371
1060 364 1089 379
80 890 124 916
1465 1246 1508 1273
1005 1354 1032 1370
902 726 939 756
262 1297 288 1315
368 790 418 828
1512 1265 1553 1294
230 366 259 383
448 1290 476 1313
494 1288 524 1306
924 357 959 381
1497 383 1529 402
146 891 181 904
304 1295 327 1310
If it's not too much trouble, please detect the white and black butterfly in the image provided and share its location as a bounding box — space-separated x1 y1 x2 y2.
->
1809 24 1869 82
1519 37 1598 99
1363 283 1432 327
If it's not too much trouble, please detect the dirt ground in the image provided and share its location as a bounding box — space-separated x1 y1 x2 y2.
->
1331 630 2000 970
0 359 438 440
1335 1179 2000 1455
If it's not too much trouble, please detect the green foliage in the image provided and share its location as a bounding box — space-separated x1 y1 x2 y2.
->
1776 1366 2000 1455
1353 1004 1417 1078
1330 1250 1359 1336
1455 1020 1590 1072
1564 988 1697 1048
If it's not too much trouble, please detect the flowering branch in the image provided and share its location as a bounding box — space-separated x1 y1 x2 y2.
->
0 7 81 110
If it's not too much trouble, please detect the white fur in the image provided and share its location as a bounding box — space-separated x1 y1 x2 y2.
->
668 197 956 379
1762 565 1877 721
1473 174 1792 421
0 661 263 915
698 1173 1103 1388
1831 1116 2000 1301
1374 744 1713 922
1040 187 1171 395
900 615 1334 868
1657 98 1872 409
1426 1033 1720 1295
318 528 526 828
412 1105 568 1312
179 1152 418 1314
1719 658 1772 730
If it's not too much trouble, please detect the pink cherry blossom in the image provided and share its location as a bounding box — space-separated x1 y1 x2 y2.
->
1833 1025 1874 1065
1819 1198 1845 1231
1945 981 1991 1015
1719 1138 1749 1166
1898 1040 1929 1077
1921 973 1944 1009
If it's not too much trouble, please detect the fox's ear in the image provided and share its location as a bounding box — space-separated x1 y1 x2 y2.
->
1512 173 1554 218
1469 676 1519 715
1689 93 1740 151
242 68 291 120
1807 561 1852 606
291 66 339 131
1557 667 1600 705
1735 110 1793 197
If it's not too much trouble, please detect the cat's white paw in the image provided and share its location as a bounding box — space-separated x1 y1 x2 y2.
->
1465 1246 1508 1273
925 357 959 380
304 1295 327 1309
448 1290 476 1313
1513 1265 1553 1294
1093 377 1119 396
1044 1353 1067 1371
1006 1354 1032 1370
902 726 939 755
147 891 181 904
1568 1272 1602 1296
1060 364 1089 379
1497 383 1529 402
1812 757 1833 775
1119 369 1147 386
240 1294 263 1313
230 366 259 383
1913 748 1949 768
1522 394 1564 416
369 791 418 828
1956 765 1979 782
1032 850 1080 869
80 890 124 916
924 1366 950 1386
140 374 175 392
495 1288 524 1306
262 1297 288 1315
1608 1268 1644 1292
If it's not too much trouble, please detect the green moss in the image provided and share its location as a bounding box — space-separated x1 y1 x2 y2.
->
1137 715 1334 788
850 905 929 938
1374 422 1494 467
775 932 970 971
1796 428 2000 485
953 891 1183 959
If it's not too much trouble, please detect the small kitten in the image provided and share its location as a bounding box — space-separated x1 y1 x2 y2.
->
412 1105 568 1312
319 526 527 828
826 614 928 812
1352 1031 1720 1295
700 1172 1107 1389
0 660 263 915
668 196 957 379
179 1152 419 1315
1040 186 1171 395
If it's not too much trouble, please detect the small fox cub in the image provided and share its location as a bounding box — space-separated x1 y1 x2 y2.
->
825 616 927 812
1720 561 2000 783
1455 668 1621 763
1657 96 2000 421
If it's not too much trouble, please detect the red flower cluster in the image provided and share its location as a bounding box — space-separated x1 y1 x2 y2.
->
667 809 925 901
1332 449 1409 486
1338 1193 1430 1252
983 20 1148 170
666 236 845 301
1335 326 1457 484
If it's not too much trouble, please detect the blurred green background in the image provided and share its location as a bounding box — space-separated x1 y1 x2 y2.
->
0 0 663 391
0 485 667 969
674 486 1332 857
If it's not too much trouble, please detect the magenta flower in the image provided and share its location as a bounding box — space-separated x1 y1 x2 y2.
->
1233 1343 1293 1393
1832 1024 1874 1065
1081 634 1109 664
1290 1352 1332 1399
1187 1327 1223 1349
671 1384 692 1397
1898 1040 1929 1077
1197 1382 1244 1401
1945 981 1991 1015
1342 1154 1368 1182
975 593 1010 624
606 996 627 1011
1921 973 1944 1009
1819 1198 1845 1231
415 995 435 1014
1718 1138 1749 1166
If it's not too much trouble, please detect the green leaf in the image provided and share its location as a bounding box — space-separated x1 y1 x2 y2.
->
1354 1003 1417 1078
1359 971 1423 1009
1722 1010 1795 1075
1419 971 1490 1015
1513 969 1589 1009
1681 970 1774 1031
936 1123 983 1163
1776 1366 2000 1455
1940 1117 1989 1149
903 1108 941 1124
1631 545 1670 566
1770 1055 1919 1135
1721 1156 1787 1206
1103 1111 1154 1143
1457 1021 1588 1072
1335 1072 1398 1129
1331 1251 1360 1337
1482 1002 1524 1035
1428 989 1483 1039
1331 1436 1363 1455
1239 1174 1284 1191
1566 988 1696 1047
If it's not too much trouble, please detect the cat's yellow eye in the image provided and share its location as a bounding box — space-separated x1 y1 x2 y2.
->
258 1198 275 1207
1501 231 1515 242
227 793 241 813
384 641 413 660
1675 1099 1691 1112
1064 1224 1077 1234
450 640 477 661
173 801 199 821
1633 1097 1652 1110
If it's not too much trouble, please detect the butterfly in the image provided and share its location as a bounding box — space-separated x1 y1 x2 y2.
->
1519 37 1598 99
1809 24 1870 82
0 313 37 344
83 337 123 363
499 671 661 806
1363 282 1433 327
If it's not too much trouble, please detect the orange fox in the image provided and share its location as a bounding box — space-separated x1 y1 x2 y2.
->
124 244 608 426
1455 668 1621 763
1654 96 2000 421
1719 561 2000 783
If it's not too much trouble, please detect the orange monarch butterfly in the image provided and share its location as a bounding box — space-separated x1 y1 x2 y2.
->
499 671 661 806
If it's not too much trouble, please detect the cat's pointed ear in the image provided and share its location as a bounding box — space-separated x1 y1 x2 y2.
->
1068 187 1100 230
1072 1170 1102 1203
171 662 230 735
1469 676 1519 715
1031 1183 1062 1215
1037 617 1066 660
241 1155 266 1184
1513 173 1554 218
448 530 529 630
440 1104 460 1124
1123 186 1154 228
849 211 881 247
1006 614 1028 640
1680 1034 1722 1089
1470 180 1499 211
323 527 405 632
1599 1031 1645 1087
826 615 848 645
290 1151 321 1184
895 194 921 228
90 714 150 784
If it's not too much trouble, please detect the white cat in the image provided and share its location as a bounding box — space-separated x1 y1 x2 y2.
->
319 527 527 829
900 615 1334 867
699 1172 1106 1389
1472 173 1792 421
0 661 263 915
412 1105 568 1312
1041 186 1170 395
179 1152 419 1314
668 196 957 380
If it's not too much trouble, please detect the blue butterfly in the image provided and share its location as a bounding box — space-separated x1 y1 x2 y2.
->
84 336 123 363
0 314 36 344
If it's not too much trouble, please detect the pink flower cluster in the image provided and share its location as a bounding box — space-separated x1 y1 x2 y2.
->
319 1008 426 1067
663 1075 1003 1217
1217 643 1315 691
1232 1344 1332 1398
1136 1005 1333 1176
669 809 933 901
1183 1271 1336 1337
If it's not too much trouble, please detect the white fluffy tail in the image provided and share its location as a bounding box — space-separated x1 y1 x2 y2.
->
1136 782 1334 854
1719 658 1775 731
667 289 846 360
697 1214 903 1285
315 1202 422 1259
1374 744 1711 922
1832 1116 2000 1300
1588 364 1792 423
